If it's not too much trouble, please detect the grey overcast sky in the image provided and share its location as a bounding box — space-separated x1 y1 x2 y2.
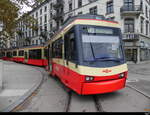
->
20 4 32 13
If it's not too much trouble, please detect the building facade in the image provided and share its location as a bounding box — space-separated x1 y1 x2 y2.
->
15 0 150 63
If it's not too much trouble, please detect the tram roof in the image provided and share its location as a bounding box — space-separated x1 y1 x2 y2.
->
62 14 118 26
46 14 119 45
18 45 44 50
3 45 44 51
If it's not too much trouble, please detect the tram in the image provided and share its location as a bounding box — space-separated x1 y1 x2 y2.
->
1 45 47 66
12 48 18 62
21 45 47 66
5 49 13 61
46 15 128 95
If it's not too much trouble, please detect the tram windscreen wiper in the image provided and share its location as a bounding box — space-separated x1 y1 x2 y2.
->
96 57 122 62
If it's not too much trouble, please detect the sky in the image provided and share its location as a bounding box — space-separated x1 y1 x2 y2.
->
20 5 32 13
18 0 34 14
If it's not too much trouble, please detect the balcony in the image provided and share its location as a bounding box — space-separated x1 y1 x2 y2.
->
52 12 64 20
53 0 64 9
120 5 143 16
123 33 140 41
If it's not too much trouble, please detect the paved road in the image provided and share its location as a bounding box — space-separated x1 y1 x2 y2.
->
127 62 150 97
0 61 43 112
1 61 150 112
15 63 150 112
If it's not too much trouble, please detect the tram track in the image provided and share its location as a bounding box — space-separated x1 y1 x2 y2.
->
93 95 104 112
64 91 104 112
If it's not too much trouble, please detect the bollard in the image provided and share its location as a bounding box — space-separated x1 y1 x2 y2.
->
0 60 3 92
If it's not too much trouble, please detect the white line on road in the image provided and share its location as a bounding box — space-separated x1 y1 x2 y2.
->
127 79 139 83
0 89 28 97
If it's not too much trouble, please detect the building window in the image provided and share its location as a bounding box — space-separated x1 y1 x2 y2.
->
89 6 97 15
44 6 47 12
36 12 38 17
141 17 144 34
36 40 38 45
124 0 134 11
149 10 150 20
50 3 53 10
145 6 148 18
124 18 134 33
39 26 42 35
50 22 52 30
32 40 34 45
40 9 42 15
78 12 83 15
40 17 42 25
146 21 149 35
69 2 72 11
78 0 82 8
44 14 47 23
44 24 47 31
106 1 114 14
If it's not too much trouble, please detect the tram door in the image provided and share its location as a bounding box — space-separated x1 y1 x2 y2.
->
62 33 70 85
48 44 53 74
24 50 28 63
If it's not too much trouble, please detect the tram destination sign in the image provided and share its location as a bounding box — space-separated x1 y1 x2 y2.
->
86 27 114 35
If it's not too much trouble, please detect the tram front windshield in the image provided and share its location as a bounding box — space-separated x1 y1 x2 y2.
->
82 26 123 62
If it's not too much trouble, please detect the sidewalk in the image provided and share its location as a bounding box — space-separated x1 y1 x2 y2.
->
0 61 43 112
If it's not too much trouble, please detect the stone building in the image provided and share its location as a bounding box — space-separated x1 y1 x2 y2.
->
15 0 150 63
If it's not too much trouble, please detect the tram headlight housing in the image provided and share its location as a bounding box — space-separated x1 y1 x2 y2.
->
85 76 94 82
119 73 126 78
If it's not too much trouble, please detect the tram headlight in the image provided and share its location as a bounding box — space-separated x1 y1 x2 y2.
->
119 73 125 78
85 76 94 82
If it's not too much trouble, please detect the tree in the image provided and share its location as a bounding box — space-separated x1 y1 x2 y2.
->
0 0 45 49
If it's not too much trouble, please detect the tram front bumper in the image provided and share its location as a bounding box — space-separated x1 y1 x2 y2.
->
82 78 126 95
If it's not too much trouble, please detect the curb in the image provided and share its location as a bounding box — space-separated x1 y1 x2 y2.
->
2 66 44 112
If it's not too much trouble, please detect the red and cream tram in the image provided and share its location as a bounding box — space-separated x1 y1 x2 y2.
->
46 15 128 95
21 45 47 66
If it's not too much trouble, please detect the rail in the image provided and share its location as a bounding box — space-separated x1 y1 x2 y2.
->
123 33 140 41
120 5 142 12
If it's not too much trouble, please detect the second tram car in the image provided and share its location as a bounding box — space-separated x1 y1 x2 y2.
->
46 15 128 95
23 45 47 66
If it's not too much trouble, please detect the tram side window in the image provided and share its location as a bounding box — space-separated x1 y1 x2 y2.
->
52 38 63 59
7 52 12 58
64 29 77 62
13 51 17 56
29 49 42 59
19 50 24 56
25 52 28 59
44 48 48 58
2 52 5 57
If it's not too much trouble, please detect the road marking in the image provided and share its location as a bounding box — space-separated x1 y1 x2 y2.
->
0 89 28 97
127 79 139 83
